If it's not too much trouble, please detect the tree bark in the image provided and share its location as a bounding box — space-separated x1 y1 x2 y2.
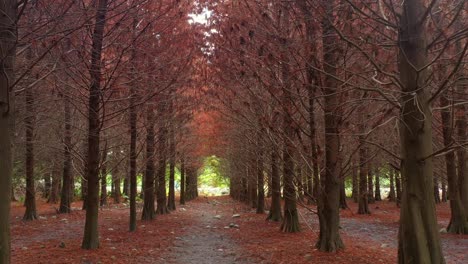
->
397 0 444 262
256 144 265 214
374 171 381 201
279 3 299 233
100 142 108 207
388 168 396 202
267 150 282 221
316 0 344 252
156 100 169 214
358 127 370 214
180 158 185 205
367 165 375 204
0 1 16 261
352 163 358 203
23 83 37 221
440 94 468 234
59 84 73 213
129 74 137 233
142 104 156 220
82 0 108 249
167 102 176 211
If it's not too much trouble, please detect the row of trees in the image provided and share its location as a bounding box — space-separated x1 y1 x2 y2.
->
205 0 467 263
1 0 207 262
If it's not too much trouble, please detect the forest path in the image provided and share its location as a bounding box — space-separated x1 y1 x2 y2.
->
165 197 249 264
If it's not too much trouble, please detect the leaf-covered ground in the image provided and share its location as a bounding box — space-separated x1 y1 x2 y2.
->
10 197 467 263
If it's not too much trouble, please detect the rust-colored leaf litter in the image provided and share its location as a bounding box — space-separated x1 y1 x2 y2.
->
10 197 467 264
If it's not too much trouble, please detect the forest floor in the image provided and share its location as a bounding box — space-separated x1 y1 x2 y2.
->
10 196 467 264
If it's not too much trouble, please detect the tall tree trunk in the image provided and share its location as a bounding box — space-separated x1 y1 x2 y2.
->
440 94 468 234
142 104 156 220
113 164 121 204
397 1 444 262
441 179 447 202
433 175 440 204
48 166 61 204
279 3 299 233
339 177 347 209
256 144 265 214
267 150 282 221
395 171 402 207
60 84 73 213
0 1 16 261
374 171 381 201
180 158 185 205
82 0 108 249
156 101 169 214
43 175 51 199
367 165 375 204
100 142 108 207
316 0 344 252
128 73 137 233
352 163 358 203
358 130 370 214
248 165 257 208
388 168 396 202
24 84 37 221
167 103 176 211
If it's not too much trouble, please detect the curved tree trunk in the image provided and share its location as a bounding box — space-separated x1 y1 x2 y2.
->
397 0 444 262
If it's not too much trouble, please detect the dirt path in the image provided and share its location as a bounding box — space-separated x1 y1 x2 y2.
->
340 217 468 264
165 198 249 264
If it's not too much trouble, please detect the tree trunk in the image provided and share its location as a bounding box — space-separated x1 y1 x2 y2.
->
279 3 299 233
358 129 370 214
128 72 137 233
48 168 61 204
43 174 51 199
167 105 176 211
0 2 16 261
367 165 375 204
82 0 108 249
397 1 444 262
267 150 282 222
395 171 402 207
441 179 447 202
256 145 265 214
142 104 156 220
388 168 396 202
180 159 185 205
156 104 169 214
352 163 358 203
440 94 468 234
60 86 73 213
433 175 440 204
113 165 121 204
100 142 108 207
374 171 381 202
248 165 257 209
316 0 344 252
24 84 37 221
